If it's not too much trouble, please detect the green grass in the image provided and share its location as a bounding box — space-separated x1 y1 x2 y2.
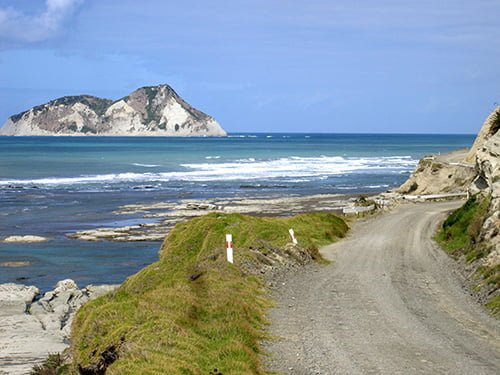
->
490 110 500 136
435 195 490 260
143 86 161 124
485 295 500 318
10 95 112 122
435 195 499 317
30 353 68 375
80 125 97 134
69 212 348 374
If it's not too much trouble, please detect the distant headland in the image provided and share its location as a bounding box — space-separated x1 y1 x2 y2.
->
0 84 226 137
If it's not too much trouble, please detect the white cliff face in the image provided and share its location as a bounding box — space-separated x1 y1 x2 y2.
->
396 151 476 195
0 95 110 136
399 107 499 288
469 108 500 263
0 85 227 137
465 107 500 164
0 118 54 136
162 98 190 131
397 107 500 309
469 107 500 197
104 99 145 135
61 102 101 132
397 107 500 197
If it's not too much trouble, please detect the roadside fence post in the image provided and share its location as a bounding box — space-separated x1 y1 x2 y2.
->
226 234 233 263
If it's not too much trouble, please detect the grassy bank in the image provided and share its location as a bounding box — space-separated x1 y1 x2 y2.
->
435 194 499 317
435 195 490 259
67 212 348 374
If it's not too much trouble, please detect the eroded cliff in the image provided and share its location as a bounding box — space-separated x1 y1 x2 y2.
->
0 85 226 137
403 106 500 315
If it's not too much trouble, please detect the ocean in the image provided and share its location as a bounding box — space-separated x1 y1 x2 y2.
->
0 133 474 290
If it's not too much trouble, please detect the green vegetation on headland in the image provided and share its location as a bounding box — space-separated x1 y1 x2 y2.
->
31 353 68 375
66 212 348 374
490 110 500 136
435 195 490 258
435 195 499 317
11 95 112 122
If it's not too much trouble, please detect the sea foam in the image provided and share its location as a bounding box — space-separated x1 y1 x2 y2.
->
132 163 161 168
0 156 418 187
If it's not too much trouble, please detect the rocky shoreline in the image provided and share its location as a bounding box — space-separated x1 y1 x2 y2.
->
0 280 118 374
1 190 463 248
0 190 471 374
1 235 48 244
65 190 472 243
66 193 398 242
0 191 399 373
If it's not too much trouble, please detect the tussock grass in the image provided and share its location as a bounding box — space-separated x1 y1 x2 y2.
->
435 195 499 317
30 353 67 375
70 212 348 374
486 295 500 318
435 195 490 259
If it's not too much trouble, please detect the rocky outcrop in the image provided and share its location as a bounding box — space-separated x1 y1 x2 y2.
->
67 195 369 243
398 107 499 199
465 107 500 164
0 280 118 374
399 107 499 312
468 107 500 267
396 107 500 195
0 85 226 137
2 235 48 243
399 107 499 247
397 152 475 195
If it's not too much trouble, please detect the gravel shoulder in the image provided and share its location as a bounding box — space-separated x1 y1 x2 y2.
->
264 201 500 374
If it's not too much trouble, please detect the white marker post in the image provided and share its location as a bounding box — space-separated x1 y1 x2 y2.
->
226 234 234 264
289 228 298 245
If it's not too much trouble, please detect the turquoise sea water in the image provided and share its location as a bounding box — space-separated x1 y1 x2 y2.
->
0 134 474 290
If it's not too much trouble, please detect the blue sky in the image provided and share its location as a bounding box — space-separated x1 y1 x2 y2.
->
0 0 499 133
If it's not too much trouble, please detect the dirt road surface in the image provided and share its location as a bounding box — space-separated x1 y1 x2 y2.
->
264 201 500 374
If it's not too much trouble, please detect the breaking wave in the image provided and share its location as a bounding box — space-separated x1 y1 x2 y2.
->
0 155 417 187
132 163 161 168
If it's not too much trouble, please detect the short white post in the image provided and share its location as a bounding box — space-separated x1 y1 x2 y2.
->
226 234 233 263
289 228 298 245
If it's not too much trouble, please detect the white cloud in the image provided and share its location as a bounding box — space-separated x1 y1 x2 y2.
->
0 0 83 44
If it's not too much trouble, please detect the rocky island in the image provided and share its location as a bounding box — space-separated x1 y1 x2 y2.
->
0 84 226 137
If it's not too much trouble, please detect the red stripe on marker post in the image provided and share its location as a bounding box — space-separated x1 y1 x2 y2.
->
226 234 233 263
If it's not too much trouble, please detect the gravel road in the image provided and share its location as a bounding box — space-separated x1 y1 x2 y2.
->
264 201 500 374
